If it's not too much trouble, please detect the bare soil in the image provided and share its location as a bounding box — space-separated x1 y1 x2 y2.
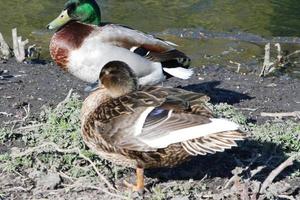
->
0 60 85 125
1 60 299 126
0 59 300 199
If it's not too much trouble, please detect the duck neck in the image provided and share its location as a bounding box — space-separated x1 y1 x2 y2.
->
83 12 101 26
79 2 101 26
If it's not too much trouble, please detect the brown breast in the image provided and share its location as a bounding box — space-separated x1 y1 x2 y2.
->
49 21 95 71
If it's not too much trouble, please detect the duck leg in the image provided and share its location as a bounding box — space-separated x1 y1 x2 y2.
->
123 167 144 193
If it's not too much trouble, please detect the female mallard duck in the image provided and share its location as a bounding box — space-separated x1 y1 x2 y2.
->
81 61 246 192
47 0 193 86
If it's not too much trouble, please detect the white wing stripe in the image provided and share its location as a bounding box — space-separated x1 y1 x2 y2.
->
139 118 239 148
134 107 155 136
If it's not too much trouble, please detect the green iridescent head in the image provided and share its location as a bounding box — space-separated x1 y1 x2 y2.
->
47 0 101 30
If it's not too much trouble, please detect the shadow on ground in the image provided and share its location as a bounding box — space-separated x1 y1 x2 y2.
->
146 139 299 184
182 81 253 104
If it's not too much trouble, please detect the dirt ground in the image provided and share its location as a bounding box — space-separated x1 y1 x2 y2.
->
0 59 299 125
0 59 85 125
0 59 300 200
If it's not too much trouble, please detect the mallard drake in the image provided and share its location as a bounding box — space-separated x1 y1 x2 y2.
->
47 0 193 86
81 61 246 192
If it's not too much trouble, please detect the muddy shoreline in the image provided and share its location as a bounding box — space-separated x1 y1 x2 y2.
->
1 59 299 126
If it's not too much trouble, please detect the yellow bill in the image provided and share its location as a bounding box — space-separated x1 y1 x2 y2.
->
47 10 71 30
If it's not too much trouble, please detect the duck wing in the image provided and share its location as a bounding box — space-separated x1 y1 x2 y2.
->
86 87 245 154
137 88 245 154
99 24 175 55
98 24 192 78
85 87 168 151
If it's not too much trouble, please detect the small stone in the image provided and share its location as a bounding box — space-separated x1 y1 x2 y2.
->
37 172 61 190
28 169 43 180
10 147 21 156
266 83 277 87
221 51 230 55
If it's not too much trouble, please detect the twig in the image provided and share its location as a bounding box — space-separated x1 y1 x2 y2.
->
261 111 300 119
224 175 239 189
277 194 295 200
3 186 33 193
224 167 243 189
0 32 11 59
229 60 242 73
22 104 31 121
3 104 32 133
12 28 28 63
260 43 273 77
260 153 300 193
286 50 300 59
10 142 77 158
55 89 74 110
275 43 283 64
238 107 258 112
78 152 117 192
250 166 266 180
0 112 12 117
13 88 72 133
59 172 76 183
10 142 117 192
15 123 43 131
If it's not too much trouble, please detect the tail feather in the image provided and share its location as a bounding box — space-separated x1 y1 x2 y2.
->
131 47 193 79
163 67 194 79
182 142 201 156
194 140 222 152
161 50 191 70
209 136 240 147
141 118 244 149
181 130 246 156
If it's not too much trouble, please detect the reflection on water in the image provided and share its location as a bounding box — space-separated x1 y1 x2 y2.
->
0 0 300 78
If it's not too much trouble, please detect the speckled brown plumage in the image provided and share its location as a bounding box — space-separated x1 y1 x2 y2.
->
81 86 245 169
80 61 246 192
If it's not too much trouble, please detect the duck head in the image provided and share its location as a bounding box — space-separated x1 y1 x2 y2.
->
100 61 139 98
47 0 101 30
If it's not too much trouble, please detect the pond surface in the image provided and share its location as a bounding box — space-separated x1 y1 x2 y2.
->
1 0 300 78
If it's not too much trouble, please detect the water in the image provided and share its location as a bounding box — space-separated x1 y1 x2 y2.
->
1 0 300 78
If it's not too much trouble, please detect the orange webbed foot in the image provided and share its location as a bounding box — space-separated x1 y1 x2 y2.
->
123 167 144 194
